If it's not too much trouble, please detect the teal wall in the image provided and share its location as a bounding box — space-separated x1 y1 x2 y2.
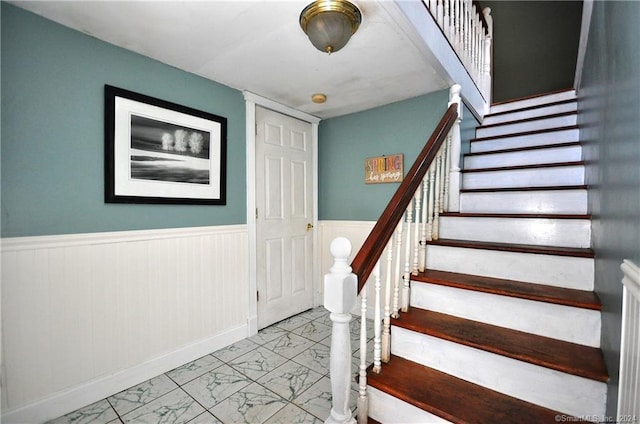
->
482 1 582 103
1 3 246 237
579 1 640 415
318 90 449 221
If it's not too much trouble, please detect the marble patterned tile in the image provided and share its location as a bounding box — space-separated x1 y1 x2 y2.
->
264 403 323 424
292 320 332 342
46 399 118 424
228 346 288 380
181 364 252 409
211 338 260 363
315 312 334 327
291 342 330 374
292 376 357 421
188 411 222 423
166 354 223 386
256 361 323 401
292 375 333 419
273 314 312 332
120 389 204 424
209 382 287 424
319 335 331 347
248 325 288 346
262 332 316 359
108 374 178 416
299 307 329 321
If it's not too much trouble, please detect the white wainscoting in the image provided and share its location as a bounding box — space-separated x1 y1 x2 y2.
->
1 225 248 424
618 259 640 421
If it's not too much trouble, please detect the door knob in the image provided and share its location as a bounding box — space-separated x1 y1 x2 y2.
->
306 223 314 231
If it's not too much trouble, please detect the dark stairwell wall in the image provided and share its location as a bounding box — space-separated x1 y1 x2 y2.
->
481 1 583 103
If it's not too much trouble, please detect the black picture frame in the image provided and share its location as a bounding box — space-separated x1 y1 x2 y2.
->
105 85 227 205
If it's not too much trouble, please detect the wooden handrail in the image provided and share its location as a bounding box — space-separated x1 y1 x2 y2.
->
351 103 459 292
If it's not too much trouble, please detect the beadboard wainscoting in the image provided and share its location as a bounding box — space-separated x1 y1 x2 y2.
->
1 225 249 424
618 259 640 420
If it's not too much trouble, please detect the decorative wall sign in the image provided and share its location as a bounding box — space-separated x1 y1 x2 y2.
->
365 153 404 184
105 85 227 204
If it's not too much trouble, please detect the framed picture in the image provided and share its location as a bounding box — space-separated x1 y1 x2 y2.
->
105 85 227 205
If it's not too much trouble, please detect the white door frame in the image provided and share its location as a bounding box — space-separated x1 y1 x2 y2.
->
243 91 321 336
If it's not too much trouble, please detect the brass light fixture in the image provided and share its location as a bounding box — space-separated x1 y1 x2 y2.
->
299 0 362 54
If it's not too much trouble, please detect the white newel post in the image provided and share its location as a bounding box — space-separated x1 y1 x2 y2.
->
447 84 463 212
325 237 358 424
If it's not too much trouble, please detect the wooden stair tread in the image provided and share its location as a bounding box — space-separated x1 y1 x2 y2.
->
479 111 577 130
485 98 576 119
440 212 591 219
461 184 587 193
462 160 584 173
465 141 581 157
427 238 594 258
367 354 567 423
393 309 608 382
490 88 574 107
471 124 578 143
413 269 601 310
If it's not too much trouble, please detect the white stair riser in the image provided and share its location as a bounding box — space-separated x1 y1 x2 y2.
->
368 386 451 424
483 102 577 125
471 128 579 153
460 189 588 214
391 327 607 418
476 114 577 138
439 216 591 248
425 244 594 290
490 91 576 114
410 283 601 347
464 144 582 169
462 165 585 190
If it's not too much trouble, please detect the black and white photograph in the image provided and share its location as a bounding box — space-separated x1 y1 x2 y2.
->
105 85 227 204
130 115 211 185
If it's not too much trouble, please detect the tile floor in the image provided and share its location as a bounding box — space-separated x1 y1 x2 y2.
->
47 307 373 424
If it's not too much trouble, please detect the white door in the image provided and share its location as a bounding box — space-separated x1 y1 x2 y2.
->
255 106 314 329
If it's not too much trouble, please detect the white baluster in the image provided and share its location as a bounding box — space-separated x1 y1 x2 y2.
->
412 183 422 275
402 199 413 312
476 10 483 79
427 164 436 241
429 0 437 16
437 0 444 28
483 7 493 111
382 239 393 362
373 261 382 373
419 174 429 272
356 281 367 424
472 5 479 80
325 237 357 424
443 0 450 37
448 84 463 212
432 151 442 240
443 133 452 212
392 217 403 319
455 0 462 53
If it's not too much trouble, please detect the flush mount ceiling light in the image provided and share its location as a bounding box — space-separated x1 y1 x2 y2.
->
299 0 362 54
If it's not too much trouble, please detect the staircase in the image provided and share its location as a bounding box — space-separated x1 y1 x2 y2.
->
366 90 609 423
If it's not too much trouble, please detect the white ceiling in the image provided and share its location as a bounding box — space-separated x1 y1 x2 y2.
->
11 0 448 119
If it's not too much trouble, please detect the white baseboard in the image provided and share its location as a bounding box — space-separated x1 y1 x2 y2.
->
1 325 247 424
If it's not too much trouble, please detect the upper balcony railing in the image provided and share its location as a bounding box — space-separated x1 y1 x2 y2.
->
424 0 493 107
